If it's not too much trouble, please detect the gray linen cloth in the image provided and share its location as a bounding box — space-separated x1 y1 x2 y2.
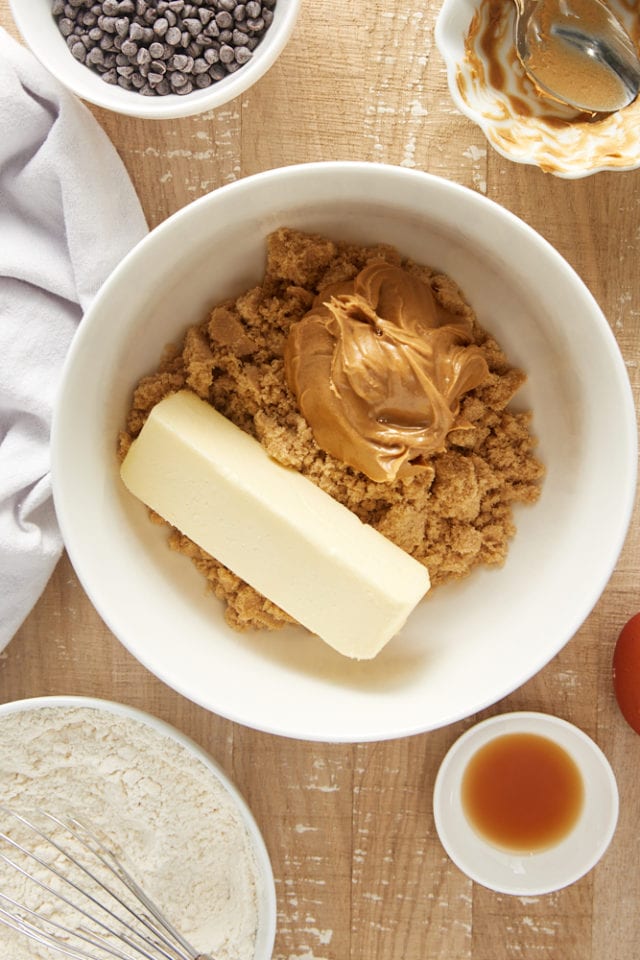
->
0 28 148 650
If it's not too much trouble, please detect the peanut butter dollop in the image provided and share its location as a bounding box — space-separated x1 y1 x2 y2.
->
284 262 489 482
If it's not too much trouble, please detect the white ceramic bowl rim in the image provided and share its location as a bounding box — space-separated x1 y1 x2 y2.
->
433 711 619 895
9 0 301 119
0 695 277 958
52 161 638 742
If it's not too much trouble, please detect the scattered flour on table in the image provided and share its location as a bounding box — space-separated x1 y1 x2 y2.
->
0 705 261 960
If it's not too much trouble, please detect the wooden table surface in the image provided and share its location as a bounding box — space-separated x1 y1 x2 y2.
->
2 2 640 958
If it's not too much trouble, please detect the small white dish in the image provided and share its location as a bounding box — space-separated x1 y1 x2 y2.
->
433 711 619 896
9 0 301 120
435 0 640 178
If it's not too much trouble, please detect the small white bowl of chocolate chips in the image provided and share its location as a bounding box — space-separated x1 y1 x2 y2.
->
9 0 301 119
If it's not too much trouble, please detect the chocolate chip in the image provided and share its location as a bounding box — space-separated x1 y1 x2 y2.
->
183 17 202 36
234 45 252 64
58 18 74 37
86 46 104 65
170 53 190 70
71 40 86 60
165 26 182 44
215 11 233 29
128 21 144 40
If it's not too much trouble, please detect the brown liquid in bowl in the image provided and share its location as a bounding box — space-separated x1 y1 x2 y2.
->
461 732 585 852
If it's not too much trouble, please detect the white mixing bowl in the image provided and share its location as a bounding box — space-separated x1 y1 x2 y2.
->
52 162 637 742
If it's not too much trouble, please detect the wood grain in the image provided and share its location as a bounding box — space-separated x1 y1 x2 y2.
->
1 2 640 958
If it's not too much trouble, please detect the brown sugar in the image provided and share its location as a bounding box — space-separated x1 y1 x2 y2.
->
119 228 544 633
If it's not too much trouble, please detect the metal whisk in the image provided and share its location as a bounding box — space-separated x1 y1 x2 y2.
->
0 808 213 960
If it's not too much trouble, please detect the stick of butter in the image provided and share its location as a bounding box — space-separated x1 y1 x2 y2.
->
120 390 430 659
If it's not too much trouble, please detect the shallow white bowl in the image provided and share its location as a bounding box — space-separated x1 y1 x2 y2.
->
435 0 640 177
0 695 276 958
9 0 300 119
51 161 637 742
433 712 619 895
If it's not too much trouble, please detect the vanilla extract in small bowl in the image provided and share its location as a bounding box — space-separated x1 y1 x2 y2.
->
433 712 618 895
461 732 585 853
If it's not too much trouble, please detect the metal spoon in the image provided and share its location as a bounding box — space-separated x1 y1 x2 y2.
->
514 0 640 113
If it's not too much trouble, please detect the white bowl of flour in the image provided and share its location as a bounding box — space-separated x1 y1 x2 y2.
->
0 696 276 960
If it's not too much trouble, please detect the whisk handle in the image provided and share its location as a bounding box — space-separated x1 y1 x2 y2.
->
195 956 215 960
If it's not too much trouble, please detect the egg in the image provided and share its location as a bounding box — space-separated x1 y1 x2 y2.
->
613 613 640 735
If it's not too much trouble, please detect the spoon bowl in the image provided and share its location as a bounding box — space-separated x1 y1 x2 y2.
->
515 0 640 113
